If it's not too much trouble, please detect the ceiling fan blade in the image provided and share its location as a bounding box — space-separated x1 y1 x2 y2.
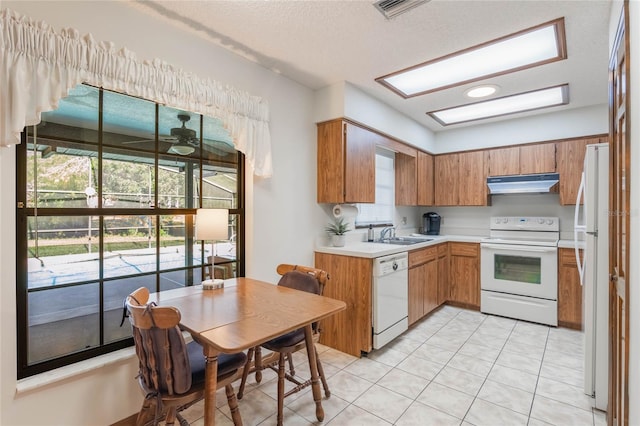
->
201 143 232 157
121 139 157 145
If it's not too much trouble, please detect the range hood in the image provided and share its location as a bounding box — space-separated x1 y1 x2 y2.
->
487 173 560 194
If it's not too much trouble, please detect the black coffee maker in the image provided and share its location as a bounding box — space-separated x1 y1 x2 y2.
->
423 212 441 235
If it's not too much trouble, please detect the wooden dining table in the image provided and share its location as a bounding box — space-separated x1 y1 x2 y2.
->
149 277 346 426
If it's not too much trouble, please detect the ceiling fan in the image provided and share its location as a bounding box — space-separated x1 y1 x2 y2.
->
120 113 235 157
166 113 198 155
120 113 198 154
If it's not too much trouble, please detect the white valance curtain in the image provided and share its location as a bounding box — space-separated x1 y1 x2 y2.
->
0 8 273 177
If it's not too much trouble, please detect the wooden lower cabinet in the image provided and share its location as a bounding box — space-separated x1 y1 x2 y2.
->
314 252 372 356
408 246 438 325
558 247 583 329
448 242 480 309
437 243 449 305
315 242 478 355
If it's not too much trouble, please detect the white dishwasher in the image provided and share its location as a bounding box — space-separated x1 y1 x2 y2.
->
372 252 409 350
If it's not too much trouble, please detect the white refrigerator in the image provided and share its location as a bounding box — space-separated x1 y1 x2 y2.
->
574 143 609 411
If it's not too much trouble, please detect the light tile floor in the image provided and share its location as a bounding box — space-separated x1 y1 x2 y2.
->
182 305 607 425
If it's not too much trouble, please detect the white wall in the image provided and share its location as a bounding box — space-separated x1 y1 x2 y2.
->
434 104 609 153
420 194 576 240
1 1 323 424
314 83 607 157
314 81 437 152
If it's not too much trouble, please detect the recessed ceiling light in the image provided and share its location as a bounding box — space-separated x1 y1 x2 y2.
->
465 85 499 98
376 18 566 98
428 84 569 126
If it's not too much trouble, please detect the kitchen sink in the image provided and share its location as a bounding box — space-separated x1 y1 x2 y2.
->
374 236 433 245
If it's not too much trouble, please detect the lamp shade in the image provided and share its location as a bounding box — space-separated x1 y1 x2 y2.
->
195 209 228 241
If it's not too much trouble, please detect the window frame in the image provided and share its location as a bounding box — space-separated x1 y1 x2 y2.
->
15 86 245 379
355 148 395 228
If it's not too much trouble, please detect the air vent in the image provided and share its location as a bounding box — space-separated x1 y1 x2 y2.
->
374 0 429 19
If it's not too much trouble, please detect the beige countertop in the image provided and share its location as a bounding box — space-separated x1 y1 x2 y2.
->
315 234 486 258
559 239 585 249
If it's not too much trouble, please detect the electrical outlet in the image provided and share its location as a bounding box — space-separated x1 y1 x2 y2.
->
401 216 407 225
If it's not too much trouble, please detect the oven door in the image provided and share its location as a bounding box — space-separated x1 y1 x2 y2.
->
481 243 557 300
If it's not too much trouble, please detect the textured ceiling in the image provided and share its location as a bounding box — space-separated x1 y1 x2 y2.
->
127 0 612 132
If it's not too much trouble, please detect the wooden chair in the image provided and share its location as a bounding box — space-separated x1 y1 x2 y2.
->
237 264 330 425
125 287 246 426
206 255 234 280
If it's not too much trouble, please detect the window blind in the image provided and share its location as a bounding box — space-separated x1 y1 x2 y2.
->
356 148 394 226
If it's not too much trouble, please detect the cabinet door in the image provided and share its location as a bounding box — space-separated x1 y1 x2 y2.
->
423 259 439 315
488 146 520 176
317 120 345 203
556 137 600 205
458 151 487 206
520 143 556 174
314 252 372 356
437 243 449 305
417 151 434 206
395 152 417 206
408 265 424 325
344 123 376 203
434 154 459 206
449 243 480 308
558 248 583 329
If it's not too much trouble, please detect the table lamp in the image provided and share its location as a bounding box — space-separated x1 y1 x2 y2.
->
195 208 228 290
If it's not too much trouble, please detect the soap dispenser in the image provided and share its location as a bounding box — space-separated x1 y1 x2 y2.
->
367 224 374 242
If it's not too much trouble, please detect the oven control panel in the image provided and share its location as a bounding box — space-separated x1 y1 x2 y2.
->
490 216 559 231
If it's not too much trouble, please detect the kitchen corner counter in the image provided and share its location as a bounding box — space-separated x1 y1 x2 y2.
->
315 235 485 258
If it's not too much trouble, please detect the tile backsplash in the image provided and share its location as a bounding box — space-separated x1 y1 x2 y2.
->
414 194 576 240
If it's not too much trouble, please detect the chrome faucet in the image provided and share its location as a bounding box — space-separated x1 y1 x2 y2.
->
379 226 396 241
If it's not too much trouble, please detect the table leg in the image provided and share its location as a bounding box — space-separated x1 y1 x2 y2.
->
303 325 324 422
204 346 220 426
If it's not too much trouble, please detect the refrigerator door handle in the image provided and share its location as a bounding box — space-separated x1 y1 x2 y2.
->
574 171 586 286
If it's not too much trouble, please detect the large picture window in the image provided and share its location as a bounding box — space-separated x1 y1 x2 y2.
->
16 85 245 378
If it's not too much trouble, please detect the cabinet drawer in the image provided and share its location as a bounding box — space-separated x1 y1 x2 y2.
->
449 242 479 257
437 243 449 257
409 246 437 267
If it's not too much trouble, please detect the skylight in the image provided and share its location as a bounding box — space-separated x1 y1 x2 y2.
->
428 84 569 126
376 18 566 98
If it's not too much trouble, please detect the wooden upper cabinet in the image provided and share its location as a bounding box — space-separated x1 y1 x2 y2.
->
435 151 487 206
458 151 487 206
344 123 376 203
488 146 520 176
395 152 417 206
556 137 603 205
318 118 603 208
317 120 344 203
488 143 556 176
317 120 375 204
434 153 459 206
519 143 556 174
417 151 434 206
